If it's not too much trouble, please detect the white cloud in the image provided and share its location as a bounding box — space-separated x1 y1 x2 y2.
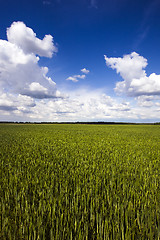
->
104 52 160 97
0 92 35 113
0 94 17 111
75 74 86 79
22 89 134 122
136 96 154 107
66 74 86 82
1 85 160 122
104 52 147 84
0 40 37 66
23 82 59 99
136 95 160 108
129 73 160 96
81 68 90 74
66 76 78 82
0 83 138 122
66 68 89 82
7 21 57 57
0 21 61 99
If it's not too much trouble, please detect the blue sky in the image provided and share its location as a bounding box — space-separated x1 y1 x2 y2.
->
0 0 160 122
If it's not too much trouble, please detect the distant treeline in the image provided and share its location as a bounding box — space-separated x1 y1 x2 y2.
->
0 121 159 125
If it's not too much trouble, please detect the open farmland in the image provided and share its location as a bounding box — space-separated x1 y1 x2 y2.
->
0 124 160 239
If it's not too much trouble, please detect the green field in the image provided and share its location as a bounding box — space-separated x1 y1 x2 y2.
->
0 124 160 239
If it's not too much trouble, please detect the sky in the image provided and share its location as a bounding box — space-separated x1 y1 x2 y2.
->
1 0 160 122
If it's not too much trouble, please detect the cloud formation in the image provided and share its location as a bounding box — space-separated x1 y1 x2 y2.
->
104 52 160 97
0 21 60 99
7 21 57 57
13 89 133 122
66 68 90 82
66 74 86 82
81 68 90 74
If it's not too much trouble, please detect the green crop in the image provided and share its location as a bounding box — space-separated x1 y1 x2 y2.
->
0 124 160 239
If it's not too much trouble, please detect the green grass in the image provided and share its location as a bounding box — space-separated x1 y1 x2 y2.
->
0 124 160 239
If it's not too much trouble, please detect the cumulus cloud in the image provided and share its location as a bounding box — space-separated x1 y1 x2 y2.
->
129 73 160 96
1 85 160 122
0 94 17 111
66 74 86 82
135 95 160 108
81 68 90 74
0 92 35 114
19 89 134 122
0 21 61 100
66 68 89 82
7 21 57 57
104 52 160 97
